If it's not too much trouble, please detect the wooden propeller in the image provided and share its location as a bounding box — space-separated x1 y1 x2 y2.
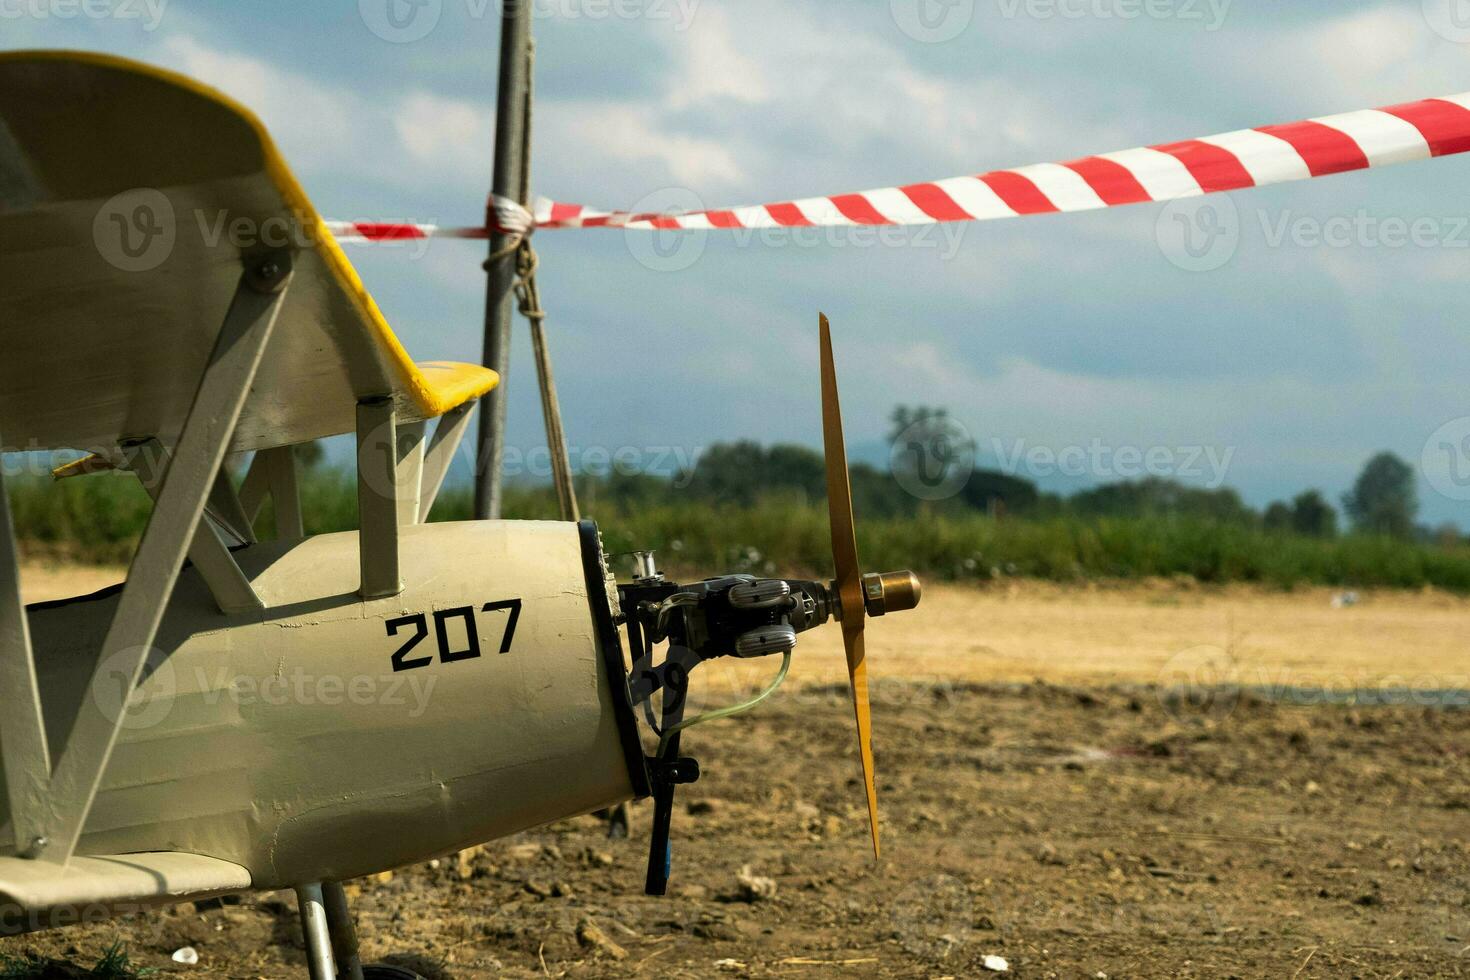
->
819 313 881 860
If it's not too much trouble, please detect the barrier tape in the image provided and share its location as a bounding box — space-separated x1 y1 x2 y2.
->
325 194 534 240
328 90 1470 242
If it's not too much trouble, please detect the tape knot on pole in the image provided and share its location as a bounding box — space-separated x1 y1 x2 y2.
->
513 239 546 325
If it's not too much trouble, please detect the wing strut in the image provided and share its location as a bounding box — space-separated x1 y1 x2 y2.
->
126 438 263 615
239 446 306 540
3 251 294 865
0 427 51 855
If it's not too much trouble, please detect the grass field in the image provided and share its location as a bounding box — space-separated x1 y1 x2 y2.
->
13 469 1470 593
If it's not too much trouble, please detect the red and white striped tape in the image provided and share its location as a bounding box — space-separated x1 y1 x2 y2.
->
323 221 489 242
329 90 1470 242
325 194 534 241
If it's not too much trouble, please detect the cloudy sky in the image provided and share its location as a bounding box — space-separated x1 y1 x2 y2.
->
7 0 1470 524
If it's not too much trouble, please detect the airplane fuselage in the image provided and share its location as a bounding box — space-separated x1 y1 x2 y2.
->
4 520 644 888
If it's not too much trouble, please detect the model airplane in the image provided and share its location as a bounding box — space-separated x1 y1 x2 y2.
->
0 52 921 979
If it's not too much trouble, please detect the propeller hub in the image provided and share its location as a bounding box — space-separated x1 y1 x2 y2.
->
861 570 922 617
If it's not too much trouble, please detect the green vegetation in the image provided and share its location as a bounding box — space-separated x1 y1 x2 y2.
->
6 413 1465 592
0 942 154 979
535 494 1470 592
11 465 1470 593
1264 490 1338 538
9 471 154 564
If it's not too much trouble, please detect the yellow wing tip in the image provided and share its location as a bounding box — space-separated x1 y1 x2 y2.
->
410 361 499 416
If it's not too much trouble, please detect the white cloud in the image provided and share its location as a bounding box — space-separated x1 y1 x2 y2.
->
1231 5 1470 112
538 100 743 191
664 6 771 110
151 35 495 198
529 1 1123 207
644 2 1113 192
393 92 494 182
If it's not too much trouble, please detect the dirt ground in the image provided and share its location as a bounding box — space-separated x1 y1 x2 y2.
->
5 570 1469 978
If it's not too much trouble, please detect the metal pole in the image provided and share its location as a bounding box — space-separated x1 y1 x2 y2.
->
475 0 534 519
294 883 337 980
322 881 365 980
517 45 580 522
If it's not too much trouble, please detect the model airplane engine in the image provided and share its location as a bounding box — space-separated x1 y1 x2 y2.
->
617 558 921 894
621 565 920 665
603 317 924 894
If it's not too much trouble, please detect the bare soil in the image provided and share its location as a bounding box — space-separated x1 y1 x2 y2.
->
5 575 1469 978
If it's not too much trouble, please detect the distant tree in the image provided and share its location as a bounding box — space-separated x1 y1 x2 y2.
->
850 462 915 518
582 471 669 506
1290 490 1337 538
1263 501 1293 532
680 441 824 506
1069 478 1255 525
677 439 937 517
962 470 1040 516
1342 453 1417 538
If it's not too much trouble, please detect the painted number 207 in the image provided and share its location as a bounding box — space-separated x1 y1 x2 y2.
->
387 600 523 673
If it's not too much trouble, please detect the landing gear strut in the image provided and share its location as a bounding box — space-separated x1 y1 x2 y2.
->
295 880 425 980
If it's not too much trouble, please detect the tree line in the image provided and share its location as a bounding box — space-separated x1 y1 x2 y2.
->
572 408 1439 543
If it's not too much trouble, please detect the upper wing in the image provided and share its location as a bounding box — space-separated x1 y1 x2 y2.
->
0 50 497 455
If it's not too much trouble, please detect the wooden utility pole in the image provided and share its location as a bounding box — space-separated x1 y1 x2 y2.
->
475 0 534 519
